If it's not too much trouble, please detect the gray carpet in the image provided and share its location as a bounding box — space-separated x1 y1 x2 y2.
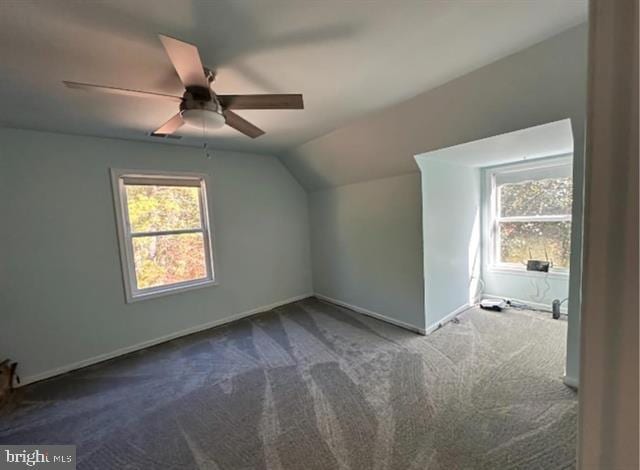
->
0 298 577 469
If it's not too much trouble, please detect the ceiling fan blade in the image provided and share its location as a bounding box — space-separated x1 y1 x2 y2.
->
218 94 304 110
153 113 184 135
223 110 265 139
63 81 182 101
159 35 209 89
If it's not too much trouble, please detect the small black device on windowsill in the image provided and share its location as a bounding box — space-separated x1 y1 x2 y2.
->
527 260 550 272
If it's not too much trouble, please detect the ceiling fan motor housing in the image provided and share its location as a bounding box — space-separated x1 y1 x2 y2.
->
180 85 225 129
181 86 221 112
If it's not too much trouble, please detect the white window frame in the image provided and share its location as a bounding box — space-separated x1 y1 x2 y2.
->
111 169 216 303
483 155 572 278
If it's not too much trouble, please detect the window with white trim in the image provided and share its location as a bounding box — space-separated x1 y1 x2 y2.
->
111 170 215 302
485 157 572 273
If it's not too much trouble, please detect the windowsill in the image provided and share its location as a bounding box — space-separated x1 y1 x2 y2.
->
127 278 218 304
487 265 569 279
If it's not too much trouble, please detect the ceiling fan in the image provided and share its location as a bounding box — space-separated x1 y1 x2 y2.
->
63 35 304 139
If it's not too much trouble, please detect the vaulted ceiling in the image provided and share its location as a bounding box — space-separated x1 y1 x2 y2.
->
0 1 586 155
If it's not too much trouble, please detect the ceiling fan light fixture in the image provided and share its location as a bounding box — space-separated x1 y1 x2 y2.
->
181 108 226 130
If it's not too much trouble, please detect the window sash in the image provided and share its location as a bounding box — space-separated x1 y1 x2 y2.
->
493 220 572 269
127 228 212 288
485 156 572 273
495 169 572 219
111 169 216 302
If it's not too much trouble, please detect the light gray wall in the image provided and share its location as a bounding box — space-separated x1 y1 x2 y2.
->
483 271 569 309
418 159 481 329
0 128 313 382
309 174 424 330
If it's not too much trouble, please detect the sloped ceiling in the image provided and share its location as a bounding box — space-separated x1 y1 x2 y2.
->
0 0 585 157
282 24 588 190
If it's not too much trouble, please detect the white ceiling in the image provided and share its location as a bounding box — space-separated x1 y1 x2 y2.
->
0 0 587 154
416 119 574 168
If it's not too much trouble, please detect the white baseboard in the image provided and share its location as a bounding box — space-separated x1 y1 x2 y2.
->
424 303 473 335
483 293 568 314
314 294 426 335
563 375 579 390
19 293 313 387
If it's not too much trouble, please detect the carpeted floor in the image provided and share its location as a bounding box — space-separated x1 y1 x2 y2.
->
0 297 577 469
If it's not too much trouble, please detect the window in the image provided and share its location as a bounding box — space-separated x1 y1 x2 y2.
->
111 170 215 302
485 157 572 274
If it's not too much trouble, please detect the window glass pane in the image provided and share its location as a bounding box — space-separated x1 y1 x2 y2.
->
126 185 201 233
499 177 572 217
132 233 207 289
499 221 571 268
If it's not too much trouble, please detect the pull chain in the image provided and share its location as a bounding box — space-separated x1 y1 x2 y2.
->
202 112 211 159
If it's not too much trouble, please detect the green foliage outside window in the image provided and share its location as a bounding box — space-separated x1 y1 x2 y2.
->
498 177 572 269
500 221 572 268
126 185 207 289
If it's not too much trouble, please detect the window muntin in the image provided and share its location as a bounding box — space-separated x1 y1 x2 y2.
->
112 171 215 302
488 159 572 272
